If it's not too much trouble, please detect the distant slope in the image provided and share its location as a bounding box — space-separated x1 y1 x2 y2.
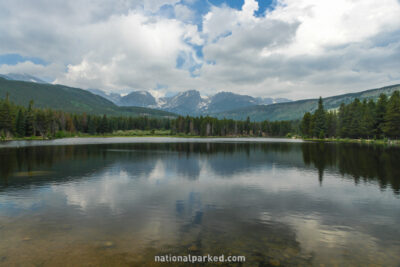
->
0 77 176 118
87 88 122 104
119 91 157 107
213 84 400 121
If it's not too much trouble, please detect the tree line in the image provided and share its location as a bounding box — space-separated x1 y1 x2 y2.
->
0 93 298 138
301 91 400 139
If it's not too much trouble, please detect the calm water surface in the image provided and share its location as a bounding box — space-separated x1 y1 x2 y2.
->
0 138 400 266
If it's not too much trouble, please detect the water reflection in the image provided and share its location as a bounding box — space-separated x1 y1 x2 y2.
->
1 142 400 194
0 140 400 266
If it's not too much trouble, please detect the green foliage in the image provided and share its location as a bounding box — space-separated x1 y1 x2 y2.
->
300 112 312 137
302 90 400 139
0 95 299 139
319 130 325 140
0 93 14 136
383 91 400 138
313 97 327 138
375 93 388 137
15 109 25 137
25 101 34 136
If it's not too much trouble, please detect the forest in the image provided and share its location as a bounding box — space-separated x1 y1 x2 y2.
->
2 90 399 140
0 93 297 139
301 91 400 139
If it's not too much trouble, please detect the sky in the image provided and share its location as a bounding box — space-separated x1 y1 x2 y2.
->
1 0 400 99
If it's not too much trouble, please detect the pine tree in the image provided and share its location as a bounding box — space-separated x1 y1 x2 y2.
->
15 109 26 137
313 97 326 138
301 112 312 137
35 109 50 137
383 91 400 138
245 116 251 135
99 114 109 133
360 100 376 138
338 103 349 137
375 93 388 138
87 115 96 134
0 93 14 136
325 111 337 137
25 100 35 136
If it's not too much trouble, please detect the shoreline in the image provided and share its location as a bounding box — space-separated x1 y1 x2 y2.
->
0 129 298 141
1 133 399 147
303 138 400 146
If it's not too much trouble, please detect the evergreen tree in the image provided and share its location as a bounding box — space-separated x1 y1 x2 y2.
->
338 103 350 137
99 114 109 133
325 111 337 137
245 116 251 135
313 97 326 138
35 109 50 137
375 93 388 138
15 109 26 137
87 115 96 134
348 99 363 138
383 91 400 138
301 112 312 137
0 93 14 136
360 100 376 138
25 100 34 136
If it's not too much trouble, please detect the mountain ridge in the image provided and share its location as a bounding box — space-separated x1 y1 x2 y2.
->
3 73 399 122
91 88 292 115
213 84 400 121
0 77 176 118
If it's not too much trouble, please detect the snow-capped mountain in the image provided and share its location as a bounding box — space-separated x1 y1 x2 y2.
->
89 89 292 115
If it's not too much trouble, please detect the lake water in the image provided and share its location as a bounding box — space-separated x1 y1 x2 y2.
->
0 138 399 266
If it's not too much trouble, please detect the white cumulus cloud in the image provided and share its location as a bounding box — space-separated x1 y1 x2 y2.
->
0 0 400 99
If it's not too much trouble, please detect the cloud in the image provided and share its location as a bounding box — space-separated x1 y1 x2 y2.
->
53 11 198 90
198 0 400 98
0 61 64 80
174 4 195 22
1 0 400 98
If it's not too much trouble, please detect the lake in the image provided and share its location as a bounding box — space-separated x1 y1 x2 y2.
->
0 138 399 266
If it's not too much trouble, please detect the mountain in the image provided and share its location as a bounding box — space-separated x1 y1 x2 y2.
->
119 91 157 107
0 73 47 83
87 88 122 104
160 90 205 114
0 77 176 118
90 89 292 115
206 92 258 113
213 84 400 121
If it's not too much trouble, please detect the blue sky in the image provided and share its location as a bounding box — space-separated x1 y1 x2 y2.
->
1 0 400 99
0 54 47 67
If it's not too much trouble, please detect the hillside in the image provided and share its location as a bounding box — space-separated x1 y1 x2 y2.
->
0 77 176 118
213 84 400 121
